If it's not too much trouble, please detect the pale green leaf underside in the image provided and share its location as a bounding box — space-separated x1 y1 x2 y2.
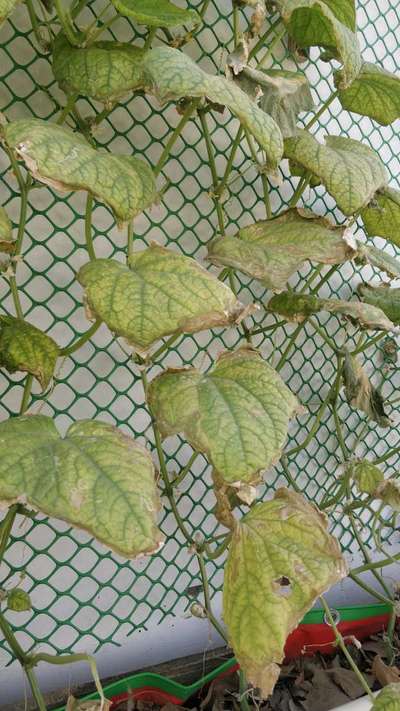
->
356 241 400 280
361 188 400 247
335 62 400 126
351 460 384 495
207 208 355 291
3 119 156 224
372 684 400 710
223 488 347 696
148 348 299 486
143 47 283 169
53 36 147 104
234 67 314 138
0 0 20 25
277 0 361 88
375 480 400 512
78 246 246 356
110 0 199 27
343 351 390 427
0 416 163 558
268 291 397 332
0 316 59 391
0 205 13 253
358 283 400 326
285 131 387 216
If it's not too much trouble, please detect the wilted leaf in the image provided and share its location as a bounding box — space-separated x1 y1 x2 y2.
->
0 206 14 253
361 188 400 247
372 683 400 710
0 0 20 26
207 208 356 291
284 131 387 215
2 119 156 225
142 46 283 170
358 283 400 326
356 242 400 280
53 35 147 104
372 657 400 687
0 416 163 558
267 291 397 332
0 316 59 391
78 246 248 356
148 347 300 487
350 460 384 495
110 0 199 27
223 488 347 697
7 588 31 612
234 67 314 137
335 62 400 126
276 0 361 88
375 480 400 512
343 351 391 427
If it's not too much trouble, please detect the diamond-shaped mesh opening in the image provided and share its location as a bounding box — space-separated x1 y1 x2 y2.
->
0 0 399 672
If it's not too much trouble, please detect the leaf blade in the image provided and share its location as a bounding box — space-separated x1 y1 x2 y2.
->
223 488 347 696
335 62 400 126
0 205 14 253
0 316 59 391
148 347 300 486
110 0 200 27
0 416 163 558
3 119 157 224
78 246 248 355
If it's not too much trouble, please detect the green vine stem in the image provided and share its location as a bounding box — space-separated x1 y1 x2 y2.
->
198 109 226 234
59 319 101 357
320 598 374 700
85 193 96 260
53 0 82 45
153 99 201 178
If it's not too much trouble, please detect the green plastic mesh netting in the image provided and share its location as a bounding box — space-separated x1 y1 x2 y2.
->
0 0 399 671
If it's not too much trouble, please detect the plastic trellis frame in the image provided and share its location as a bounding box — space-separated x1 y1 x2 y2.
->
0 0 399 672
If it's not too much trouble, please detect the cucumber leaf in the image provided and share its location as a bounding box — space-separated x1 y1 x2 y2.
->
0 316 59 391
361 188 400 247
78 246 249 357
343 351 391 427
285 131 387 216
277 0 361 88
207 208 356 291
350 460 384 495
223 488 347 696
335 62 400 126
372 684 400 710
148 347 300 487
110 0 200 28
358 282 400 326
355 242 400 280
268 291 398 332
0 415 163 558
0 0 20 26
2 119 157 225
0 206 14 253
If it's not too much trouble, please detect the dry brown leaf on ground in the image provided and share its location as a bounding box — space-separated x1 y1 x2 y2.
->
372 655 400 685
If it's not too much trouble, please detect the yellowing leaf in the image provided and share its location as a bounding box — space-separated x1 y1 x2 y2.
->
234 67 314 137
207 208 356 291
142 47 283 170
223 488 347 697
53 35 147 104
361 188 400 247
372 684 400 710
268 291 397 332
343 351 391 427
0 316 59 391
284 131 387 216
66 695 111 710
277 0 361 88
110 0 199 27
78 246 248 356
355 242 400 280
0 416 163 558
350 460 384 495
2 119 157 225
0 206 14 253
0 0 20 26
358 283 400 326
148 347 300 487
335 62 400 126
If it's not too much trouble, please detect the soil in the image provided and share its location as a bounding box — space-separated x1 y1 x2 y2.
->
110 627 400 711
